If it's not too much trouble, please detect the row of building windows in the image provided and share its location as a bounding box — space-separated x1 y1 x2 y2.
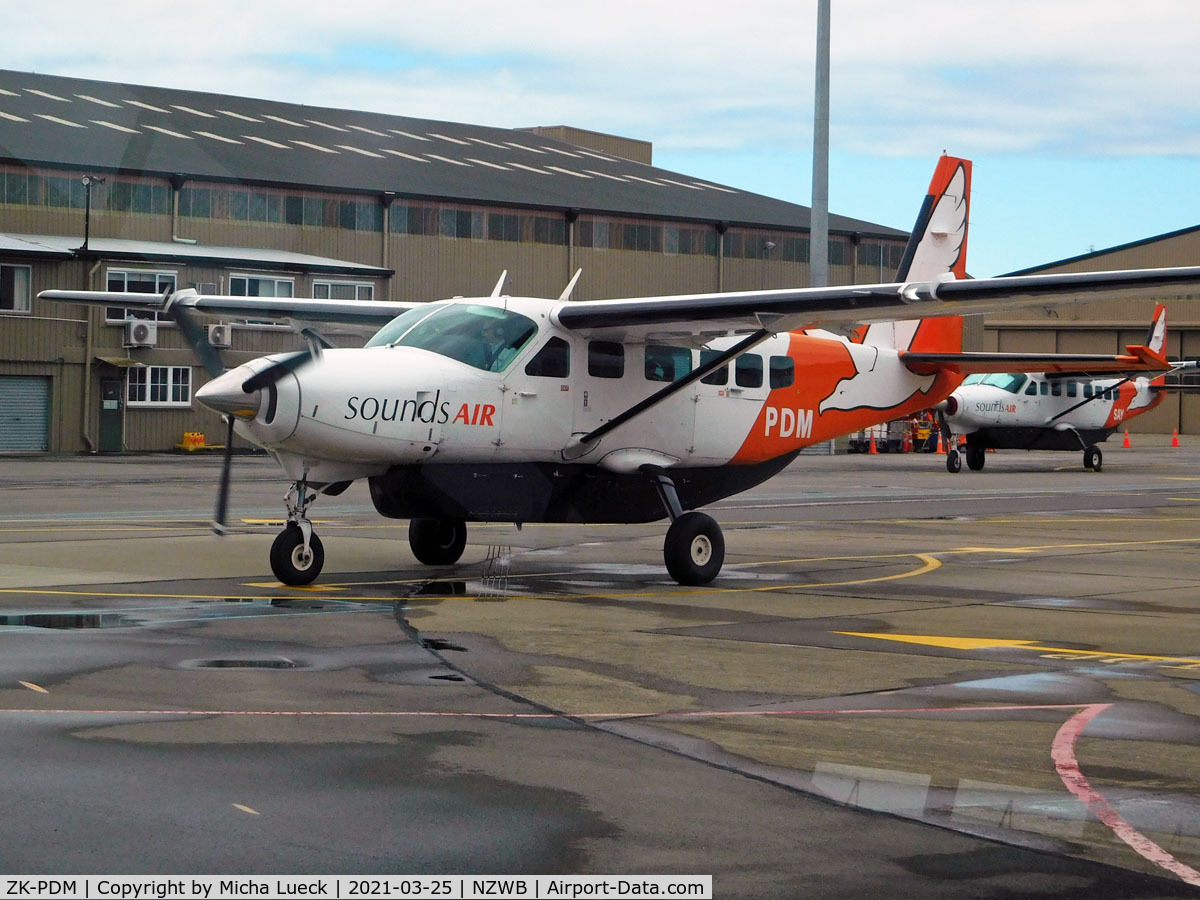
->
98 269 372 322
0 170 904 266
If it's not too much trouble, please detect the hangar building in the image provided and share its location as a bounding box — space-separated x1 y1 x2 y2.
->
0 69 913 453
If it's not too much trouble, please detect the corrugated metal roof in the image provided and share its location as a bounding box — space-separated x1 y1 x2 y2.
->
0 69 905 238
0 232 390 275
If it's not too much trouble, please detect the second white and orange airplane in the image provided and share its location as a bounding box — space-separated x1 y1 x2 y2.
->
930 304 1196 472
40 156 1200 585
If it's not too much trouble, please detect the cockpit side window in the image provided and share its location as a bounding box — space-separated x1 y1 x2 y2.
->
979 373 1028 393
1024 381 1037 395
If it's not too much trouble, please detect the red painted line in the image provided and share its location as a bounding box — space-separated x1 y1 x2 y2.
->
1052 703 1200 886
0 702 1085 719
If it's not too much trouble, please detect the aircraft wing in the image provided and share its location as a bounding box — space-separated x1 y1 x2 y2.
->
551 266 1200 342
37 289 417 325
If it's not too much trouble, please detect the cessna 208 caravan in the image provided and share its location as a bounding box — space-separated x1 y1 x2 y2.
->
931 304 1197 473
40 155 1200 586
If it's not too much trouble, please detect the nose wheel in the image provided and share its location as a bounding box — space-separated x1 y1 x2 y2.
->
271 524 325 585
270 479 325 585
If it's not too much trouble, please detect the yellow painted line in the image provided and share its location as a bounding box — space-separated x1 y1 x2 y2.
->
0 587 392 603
711 553 941 595
240 583 347 592
1163 476 1200 481
19 681 48 694
0 526 206 534
946 535 1200 555
839 631 1200 664
232 803 260 816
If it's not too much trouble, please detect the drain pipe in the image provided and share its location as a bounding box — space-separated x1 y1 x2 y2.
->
80 259 101 452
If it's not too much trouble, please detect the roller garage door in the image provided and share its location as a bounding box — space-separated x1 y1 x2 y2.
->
0 376 50 451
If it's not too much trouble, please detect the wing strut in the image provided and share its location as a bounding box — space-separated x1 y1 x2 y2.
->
568 328 772 454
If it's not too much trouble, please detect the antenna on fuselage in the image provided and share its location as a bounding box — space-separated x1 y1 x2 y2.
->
558 268 583 301
490 270 508 298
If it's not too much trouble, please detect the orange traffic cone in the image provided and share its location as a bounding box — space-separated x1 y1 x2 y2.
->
868 432 878 454
1172 429 1180 447
1122 429 1131 448
935 431 944 454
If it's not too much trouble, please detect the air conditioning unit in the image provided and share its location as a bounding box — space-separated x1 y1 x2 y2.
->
124 320 157 348
207 323 232 348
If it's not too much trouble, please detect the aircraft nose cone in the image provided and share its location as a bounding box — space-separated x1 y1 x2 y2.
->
194 369 261 419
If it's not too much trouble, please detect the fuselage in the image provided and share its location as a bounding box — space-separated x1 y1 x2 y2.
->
196 295 964 522
943 371 1163 449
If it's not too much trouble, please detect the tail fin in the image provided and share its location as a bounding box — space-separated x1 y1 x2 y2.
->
861 155 971 353
1146 304 1169 386
1146 304 1167 355
896 155 971 282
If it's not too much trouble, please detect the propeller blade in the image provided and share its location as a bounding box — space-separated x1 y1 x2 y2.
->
241 349 313 393
212 415 235 535
171 304 226 378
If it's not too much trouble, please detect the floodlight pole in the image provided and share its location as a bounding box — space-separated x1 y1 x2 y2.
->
810 0 830 287
80 174 106 252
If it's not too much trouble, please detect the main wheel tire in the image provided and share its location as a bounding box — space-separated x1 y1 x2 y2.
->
966 445 986 471
1084 445 1103 471
946 449 962 473
409 518 468 565
270 524 324 586
664 511 725 585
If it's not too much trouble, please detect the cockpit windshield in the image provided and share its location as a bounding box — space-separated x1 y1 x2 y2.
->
365 303 538 372
962 372 1028 393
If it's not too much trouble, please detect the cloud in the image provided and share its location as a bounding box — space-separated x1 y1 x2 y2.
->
13 0 1199 161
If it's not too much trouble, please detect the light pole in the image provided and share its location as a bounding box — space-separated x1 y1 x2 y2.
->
80 174 106 252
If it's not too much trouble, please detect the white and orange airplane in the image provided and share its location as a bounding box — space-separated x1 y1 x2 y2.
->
39 156 1200 585
930 304 1196 472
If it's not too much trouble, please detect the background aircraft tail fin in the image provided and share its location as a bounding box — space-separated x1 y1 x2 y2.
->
1146 304 1168 354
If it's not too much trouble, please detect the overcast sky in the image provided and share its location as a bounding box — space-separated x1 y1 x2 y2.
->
9 0 1200 277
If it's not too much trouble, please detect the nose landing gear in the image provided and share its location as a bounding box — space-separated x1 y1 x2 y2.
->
271 480 324 585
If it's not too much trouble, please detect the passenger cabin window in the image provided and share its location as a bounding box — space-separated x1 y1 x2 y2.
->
525 337 570 378
1084 384 1094 398
769 355 794 389
699 349 728 385
645 346 692 383
1040 382 1049 396
1066 382 1077 398
735 354 763 388
1051 382 1062 396
588 341 625 378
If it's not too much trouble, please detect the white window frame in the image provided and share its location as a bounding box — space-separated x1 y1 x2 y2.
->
313 279 374 301
127 365 192 407
230 274 294 298
104 269 177 323
0 263 31 313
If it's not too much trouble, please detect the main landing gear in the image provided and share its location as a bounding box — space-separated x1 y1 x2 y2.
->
1084 444 1103 471
647 466 725 585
